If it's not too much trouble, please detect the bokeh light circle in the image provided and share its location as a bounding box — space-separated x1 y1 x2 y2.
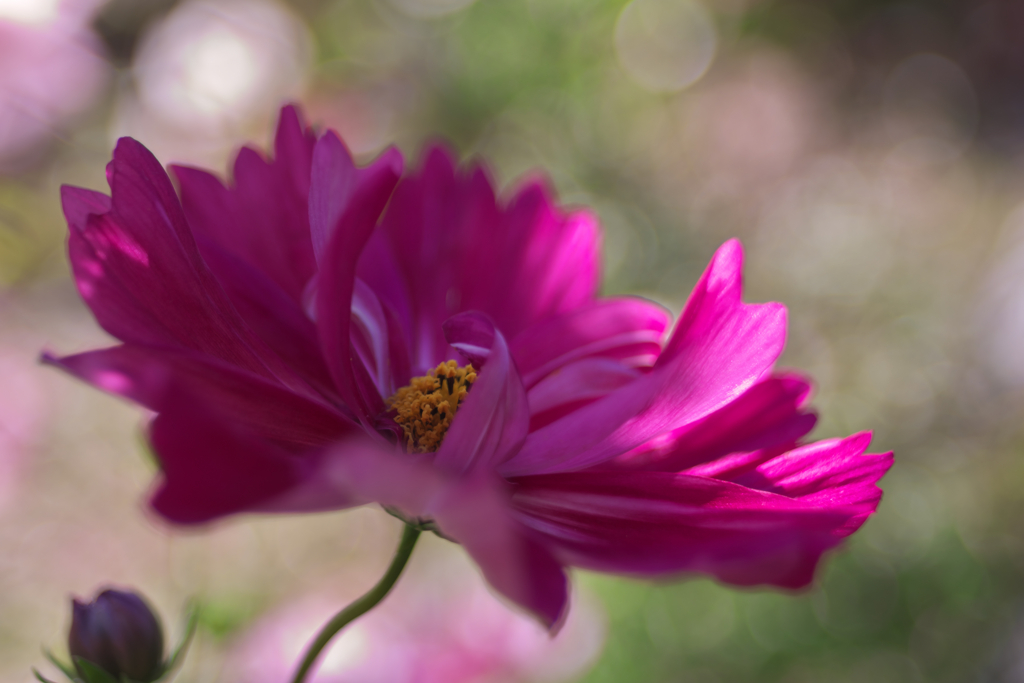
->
614 0 717 92
0 0 59 24
131 0 311 131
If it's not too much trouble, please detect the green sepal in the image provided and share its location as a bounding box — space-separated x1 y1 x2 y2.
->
383 506 443 534
159 601 199 680
72 658 118 683
32 668 62 683
43 650 78 681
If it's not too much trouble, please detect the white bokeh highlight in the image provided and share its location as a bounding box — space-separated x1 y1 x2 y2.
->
114 0 312 167
0 0 60 24
615 0 717 92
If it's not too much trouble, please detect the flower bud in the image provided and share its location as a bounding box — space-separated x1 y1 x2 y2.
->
68 588 165 683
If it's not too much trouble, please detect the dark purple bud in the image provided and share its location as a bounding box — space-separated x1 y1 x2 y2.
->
68 588 165 682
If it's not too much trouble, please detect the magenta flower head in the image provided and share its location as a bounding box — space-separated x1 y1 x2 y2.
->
47 106 893 628
68 589 164 682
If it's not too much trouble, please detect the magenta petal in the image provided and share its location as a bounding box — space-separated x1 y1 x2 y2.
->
613 373 817 472
470 182 600 335
363 146 474 367
66 139 280 380
192 235 337 399
365 148 606 368
356 229 414 354
308 131 359 265
527 358 641 431
350 279 407 399
690 433 893 538
274 104 317 201
513 469 857 589
734 433 893 534
433 312 530 474
149 386 325 525
174 162 312 301
312 442 569 627
44 346 355 446
502 240 787 477
431 476 569 628
309 132 404 265
510 297 671 388
661 239 764 365
173 106 318 301
312 133 403 423
61 185 111 230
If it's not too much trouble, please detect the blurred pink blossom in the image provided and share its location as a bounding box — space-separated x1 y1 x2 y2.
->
0 0 109 170
683 53 821 191
223 550 605 683
0 342 49 511
112 0 312 169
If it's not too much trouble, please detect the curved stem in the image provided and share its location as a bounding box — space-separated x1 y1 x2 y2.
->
290 523 421 683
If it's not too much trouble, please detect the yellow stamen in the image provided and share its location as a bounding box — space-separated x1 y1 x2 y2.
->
388 360 477 453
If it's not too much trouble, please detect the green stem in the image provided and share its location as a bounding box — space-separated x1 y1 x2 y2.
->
290 523 421 683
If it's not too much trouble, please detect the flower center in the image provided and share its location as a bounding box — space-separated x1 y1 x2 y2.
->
388 360 477 453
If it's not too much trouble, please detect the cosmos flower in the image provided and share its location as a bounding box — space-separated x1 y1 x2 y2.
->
47 106 892 627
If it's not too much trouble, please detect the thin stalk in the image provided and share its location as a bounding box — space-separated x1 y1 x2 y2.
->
289 524 421 683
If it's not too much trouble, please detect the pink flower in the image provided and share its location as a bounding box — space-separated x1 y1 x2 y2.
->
47 106 892 627
0 0 109 170
223 552 605 683
0 342 49 512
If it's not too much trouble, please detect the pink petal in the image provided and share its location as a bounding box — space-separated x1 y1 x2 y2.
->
527 358 641 432
356 227 414 356
309 133 404 267
610 373 816 472
473 181 600 336
661 239 747 363
433 312 530 474
173 105 318 301
274 104 317 200
501 240 787 477
431 476 569 629
192 236 338 401
364 147 605 369
360 146 482 369
509 297 670 389
322 443 569 627
287 438 569 627
61 185 110 230
63 140 283 381
308 130 359 266
44 345 355 447
350 278 410 400
511 465 871 590
312 131 403 424
726 433 894 536
148 386 344 525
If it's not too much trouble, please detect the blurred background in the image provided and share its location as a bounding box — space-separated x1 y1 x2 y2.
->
2 0 1024 681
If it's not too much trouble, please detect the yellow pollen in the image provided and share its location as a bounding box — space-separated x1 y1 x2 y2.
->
388 360 477 453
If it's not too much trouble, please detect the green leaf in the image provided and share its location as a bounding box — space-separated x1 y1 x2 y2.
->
32 668 62 683
72 659 118 683
159 601 199 680
43 650 78 681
